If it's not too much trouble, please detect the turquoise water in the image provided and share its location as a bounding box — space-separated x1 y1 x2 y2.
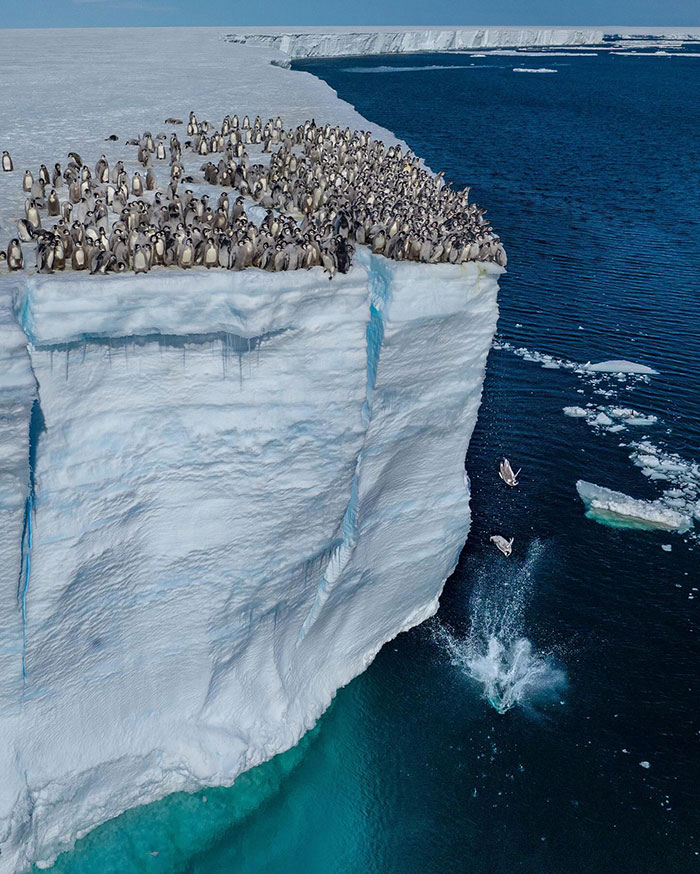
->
49 50 700 872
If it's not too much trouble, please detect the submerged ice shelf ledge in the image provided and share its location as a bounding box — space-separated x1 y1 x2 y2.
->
0 255 501 872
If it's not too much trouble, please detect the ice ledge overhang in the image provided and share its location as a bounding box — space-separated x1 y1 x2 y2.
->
14 258 504 348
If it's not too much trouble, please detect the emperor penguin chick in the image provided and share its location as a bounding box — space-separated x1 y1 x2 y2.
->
7 239 23 271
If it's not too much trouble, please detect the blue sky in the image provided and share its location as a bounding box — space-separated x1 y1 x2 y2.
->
3 0 699 28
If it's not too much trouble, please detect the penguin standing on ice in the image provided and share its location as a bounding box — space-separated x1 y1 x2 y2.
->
335 236 352 274
2 150 13 171
133 244 149 274
47 189 61 217
16 219 34 242
7 239 23 271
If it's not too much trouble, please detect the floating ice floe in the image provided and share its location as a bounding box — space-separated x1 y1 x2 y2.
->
583 359 658 375
343 64 469 73
562 405 658 434
609 407 658 426
493 341 656 387
562 404 659 436
576 480 694 533
627 442 700 527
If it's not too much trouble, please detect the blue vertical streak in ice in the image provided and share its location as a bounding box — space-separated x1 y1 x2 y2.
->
20 497 32 680
298 253 392 642
361 253 392 429
19 399 45 682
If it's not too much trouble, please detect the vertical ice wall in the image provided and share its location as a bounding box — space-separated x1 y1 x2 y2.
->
0 298 35 690
0 256 500 871
225 27 607 58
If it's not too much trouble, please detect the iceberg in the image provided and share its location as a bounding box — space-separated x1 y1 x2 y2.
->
576 480 693 533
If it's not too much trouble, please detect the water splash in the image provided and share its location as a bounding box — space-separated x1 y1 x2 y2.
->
434 540 567 714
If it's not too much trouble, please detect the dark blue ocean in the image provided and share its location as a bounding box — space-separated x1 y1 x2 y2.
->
50 50 700 873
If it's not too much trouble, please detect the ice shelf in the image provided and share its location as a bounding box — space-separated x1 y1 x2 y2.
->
224 27 606 59
223 26 700 60
0 27 503 871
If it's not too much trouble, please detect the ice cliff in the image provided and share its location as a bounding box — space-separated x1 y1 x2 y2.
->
0 252 501 869
225 27 605 59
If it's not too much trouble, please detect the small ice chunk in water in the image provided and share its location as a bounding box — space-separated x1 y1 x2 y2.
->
640 761 651 769
627 416 658 426
563 406 588 418
583 360 658 375
661 544 672 551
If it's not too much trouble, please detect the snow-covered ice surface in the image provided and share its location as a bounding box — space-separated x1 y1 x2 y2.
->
0 28 502 872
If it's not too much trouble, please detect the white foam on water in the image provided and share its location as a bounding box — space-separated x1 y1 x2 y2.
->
432 540 566 714
513 67 559 73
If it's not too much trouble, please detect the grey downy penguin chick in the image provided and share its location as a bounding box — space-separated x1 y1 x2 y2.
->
7 239 23 271
16 219 34 242
47 189 61 217
133 244 149 274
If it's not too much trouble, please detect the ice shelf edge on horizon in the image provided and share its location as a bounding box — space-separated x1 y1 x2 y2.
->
223 27 700 59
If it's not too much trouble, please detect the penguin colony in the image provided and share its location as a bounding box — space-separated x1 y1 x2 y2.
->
0 111 506 278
